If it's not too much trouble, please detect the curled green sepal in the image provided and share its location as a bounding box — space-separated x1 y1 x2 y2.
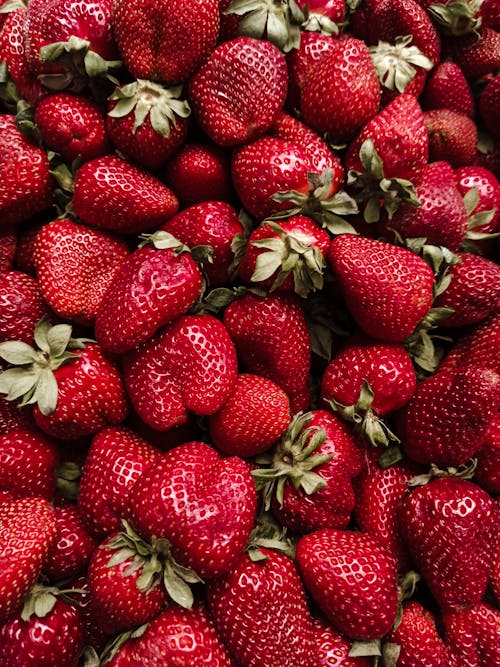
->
369 35 433 93
245 511 296 561
428 0 482 36
138 230 190 255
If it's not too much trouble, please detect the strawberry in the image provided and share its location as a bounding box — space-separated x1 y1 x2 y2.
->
313 616 373 666
188 36 288 147
420 61 474 118
0 270 47 345
397 365 500 466
398 476 498 611
106 79 190 171
34 92 110 162
481 0 500 30
122 314 237 431
299 35 381 143
253 410 364 533
474 413 500 495
206 547 317 667
0 427 59 500
0 495 56 622
296 528 399 640
112 0 220 84
424 108 477 167
327 234 435 342
162 201 244 286
384 601 449 667
479 73 500 141
455 164 500 237
492 516 500 607
445 602 500 667
0 114 53 226
298 0 346 28
438 312 500 374
94 232 202 355
442 27 500 80
72 154 178 234
0 228 16 273
209 373 291 458
126 440 257 580
33 218 129 325
78 426 161 537
0 361 33 435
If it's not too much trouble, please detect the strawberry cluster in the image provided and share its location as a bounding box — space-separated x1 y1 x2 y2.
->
0 0 499 665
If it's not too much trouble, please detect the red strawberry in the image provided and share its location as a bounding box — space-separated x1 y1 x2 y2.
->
474 413 500 495
0 495 56 622
0 427 59 500
481 0 500 30
445 602 500 667
0 270 47 345
313 615 373 666
438 313 500 374
126 440 257 580
0 361 33 435
384 601 449 667
94 232 202 355
209 373 291 458
398 365 500 466
492 516 500 607
33 219 129 325
424 108 477 167
421 61 474 118
78 426 161 537
442 27 500 80
34 92 110 162
298 0 346 26
296 528 399 640
106 79 190 171
479 73 500 141
207 547 317 667
188 36 288 147
123 314 237 431
0 115 53 226
72 154 178 234
398 477 498 611
0 228 16 273
456 164 500 236
112 0 220 84
327 234 435 342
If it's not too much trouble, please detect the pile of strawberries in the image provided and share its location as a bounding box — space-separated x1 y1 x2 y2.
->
1 0 500 664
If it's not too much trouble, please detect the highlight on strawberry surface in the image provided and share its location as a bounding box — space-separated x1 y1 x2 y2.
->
0 0 499 665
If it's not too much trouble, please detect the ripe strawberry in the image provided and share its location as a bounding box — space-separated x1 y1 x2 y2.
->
72 154 178 234
398 477 498 611
0 228 16 273
207 547 318 667
34 92 110 162
398 365 500 466
0 495 56 622
126 440 257 579
492 516 500 606
438 312 500 374
0 427 59 500
253 410 364 533
0 270 47 345
421 61 474 117
209 373 291 458
313 616 373 666
445 602 500 667
106 79 190 171
33 219 129 325
456 164 500 240
94 232 202 355
300 36 381 143
162 201 244 286
474 413 500 495
189 36 288 147
123 314 237 431
424 108 477 167
442 27 500 80
0 115 53 226
78 426 161 537
296 528 399 640
384 601 449 666
432 252 500 328
327 234 435 342
112 0 220 84
479 73 500 141
481 0 500 30
222 291 311 397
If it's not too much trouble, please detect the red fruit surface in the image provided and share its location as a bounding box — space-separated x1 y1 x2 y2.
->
313 616 372 666
445 602 500 667
0 271 47 345
424 108 477 167
439 313 500 374
421 61 474 117
456 164 500 233
474 413 500 495
479 74 500 140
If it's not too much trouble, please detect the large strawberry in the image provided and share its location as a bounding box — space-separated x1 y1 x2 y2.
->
94 232 202 355
0 270 47 345
438 313 500 374
122 314 237 431
445 601 500 667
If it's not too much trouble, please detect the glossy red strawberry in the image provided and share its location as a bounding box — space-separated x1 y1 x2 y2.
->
313 615 373 666
455 165 500 235
445 602 500 667
0 270 47 345
438 313 500 374
421 61 474 117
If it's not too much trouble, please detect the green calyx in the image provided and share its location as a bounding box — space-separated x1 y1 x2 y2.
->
347 139 421 223
325 380 401 447
55 461 82 501
105 520 203 610
225 0 305 52
252 411 331 510
138 230 190 254
271 168 359 235
21 583 87 622
462 186 500 243
369 35 433 93
0 316 92 416
408 459 478 487
108 80 191 138
301 6 340 35
245 511 296 561
429 0 482 36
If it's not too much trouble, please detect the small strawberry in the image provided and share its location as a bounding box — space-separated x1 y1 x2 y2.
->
424 108 477 167
0 270 47 345
296 528 399 640
421 61 474 117
445 602 500 667
474 413 500 495
479 73 500 141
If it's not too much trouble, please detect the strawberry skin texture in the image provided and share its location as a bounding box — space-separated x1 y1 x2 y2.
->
455 165 500 233
443 28 500 81
189 36 288 147
95 244 202 355
78 426 161 537
33 219 129 325
123 314 237 431
475 413 500 495
327 234 435 342
424 108 477 168
439 313 500 374
398 478 498 612
72 155 179 234
0 271 47 345
445 602 500 667
112 0 220 84
421 61 474 118
126 441 257 579
207 548 318 667
296 528 399 640
479 74 500 141
0 496 57 622
313 616 372 666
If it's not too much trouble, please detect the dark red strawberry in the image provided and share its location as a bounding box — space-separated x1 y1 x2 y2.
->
0 228 16 273
0 270 47 345
479 73 500 141
424 108 477 167
123 314 237 431
455 164 500 235
439 313 500 374
481 0 500 30
445 602 500 667
474 413 500 495
421 61 474 117
442 28 500 80
94 232 202 355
